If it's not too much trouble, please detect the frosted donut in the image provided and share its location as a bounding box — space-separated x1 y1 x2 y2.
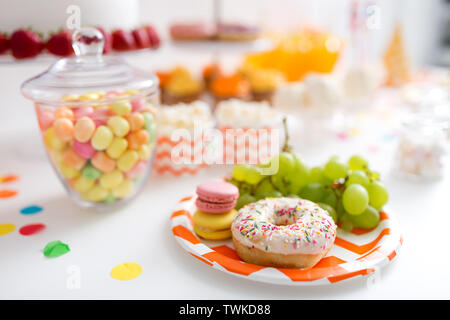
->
231 197 337 269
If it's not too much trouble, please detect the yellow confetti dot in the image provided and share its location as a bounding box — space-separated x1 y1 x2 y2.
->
110 262 142 281
0 223 16 236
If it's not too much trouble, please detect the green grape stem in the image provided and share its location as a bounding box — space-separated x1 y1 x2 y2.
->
281 117 292 153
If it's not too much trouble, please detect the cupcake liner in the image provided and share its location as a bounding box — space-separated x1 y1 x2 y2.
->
153 134 209 176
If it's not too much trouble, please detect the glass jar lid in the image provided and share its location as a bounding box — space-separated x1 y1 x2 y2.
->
21 27 158 106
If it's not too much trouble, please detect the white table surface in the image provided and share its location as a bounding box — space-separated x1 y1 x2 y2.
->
1 48 450 300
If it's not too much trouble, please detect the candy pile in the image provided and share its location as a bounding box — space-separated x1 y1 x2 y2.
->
36 90 157 206
155 101 213 136
215 99 282 129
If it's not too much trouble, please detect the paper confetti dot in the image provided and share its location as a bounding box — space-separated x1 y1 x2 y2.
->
336 132 349 141
0 189 18 198
43 240 70 258
0 175 19 184
20 205 43 215
110 262 142 281
0 223 16 236
19 223 46 236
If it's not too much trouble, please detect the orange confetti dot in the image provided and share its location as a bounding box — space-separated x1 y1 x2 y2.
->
0 189 18 198
0 175 19 183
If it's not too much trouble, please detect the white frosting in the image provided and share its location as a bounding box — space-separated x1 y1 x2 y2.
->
272 82 305 112
343 64 384 101
0 0 139 34
156 101 214 136
215 99 282 129
302 74 343 114
232 198 336 255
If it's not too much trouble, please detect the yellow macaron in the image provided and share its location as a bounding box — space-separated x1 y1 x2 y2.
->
193 209 237 231
193 224 232 241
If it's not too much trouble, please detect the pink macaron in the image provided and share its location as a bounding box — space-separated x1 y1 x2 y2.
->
195 180 239 214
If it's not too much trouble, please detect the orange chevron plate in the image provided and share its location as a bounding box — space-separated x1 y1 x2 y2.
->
171 194 402 285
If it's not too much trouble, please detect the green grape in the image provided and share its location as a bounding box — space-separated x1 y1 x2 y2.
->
309 166 330 185
348 155 368 170
270 173 289 196
321 188 337 208
367 170 380 182
298 183 326 203
368 181 389 209
342 184 369 215
236 193 256 210
309 166 324 182
345 170 369 188
318 202 338 223
349 205 380 229
266 190 283 198
239 182 253 195
287 194 299 198
340 214 354 232
336 199 346 219
324 158 349 181
245 166 264 185
232 164 249 182
285 153 310 194
254 179 275 199
276 152 295 176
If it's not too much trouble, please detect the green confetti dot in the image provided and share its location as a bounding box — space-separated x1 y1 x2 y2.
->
43 240 70 258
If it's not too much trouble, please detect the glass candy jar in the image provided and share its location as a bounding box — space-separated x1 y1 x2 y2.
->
395 114 448 180
21 28 158 209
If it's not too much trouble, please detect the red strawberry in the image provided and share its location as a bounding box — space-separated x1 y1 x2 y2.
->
95 26 112 54
0 33 10 54
10 29 43 59
112 29 136 51
46 30 73 56
144 25 161 49
132 27 151 49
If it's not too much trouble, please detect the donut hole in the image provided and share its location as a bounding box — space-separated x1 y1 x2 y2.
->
272 207 298 226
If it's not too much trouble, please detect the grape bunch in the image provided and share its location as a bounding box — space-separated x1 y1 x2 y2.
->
229 119 389 231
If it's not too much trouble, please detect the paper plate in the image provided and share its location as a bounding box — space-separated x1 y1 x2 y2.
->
171 194 403 286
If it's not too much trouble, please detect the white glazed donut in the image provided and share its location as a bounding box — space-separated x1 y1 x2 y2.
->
231 197 337 269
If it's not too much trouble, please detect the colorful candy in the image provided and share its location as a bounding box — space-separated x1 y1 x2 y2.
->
54 107 74 120
107 116 130 137
82 164 102 179
73 140 96 159
117 150 139 172
74 117 96 142
91 151 116 173
73 175 95 192
125 161 148 179
112 179 134 198
106 137 128 159
36 90 157 206
99 169 124 189
44 128 65 150
111 101 132 116
73 106 94 119
83 185 109 202
126 130 149 150
127 112 145 131
62 148 86 170
91 125 113 150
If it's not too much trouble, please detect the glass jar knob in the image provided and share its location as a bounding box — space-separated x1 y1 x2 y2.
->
72 27 104 57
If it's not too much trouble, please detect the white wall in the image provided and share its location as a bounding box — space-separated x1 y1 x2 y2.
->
139 0 446 66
